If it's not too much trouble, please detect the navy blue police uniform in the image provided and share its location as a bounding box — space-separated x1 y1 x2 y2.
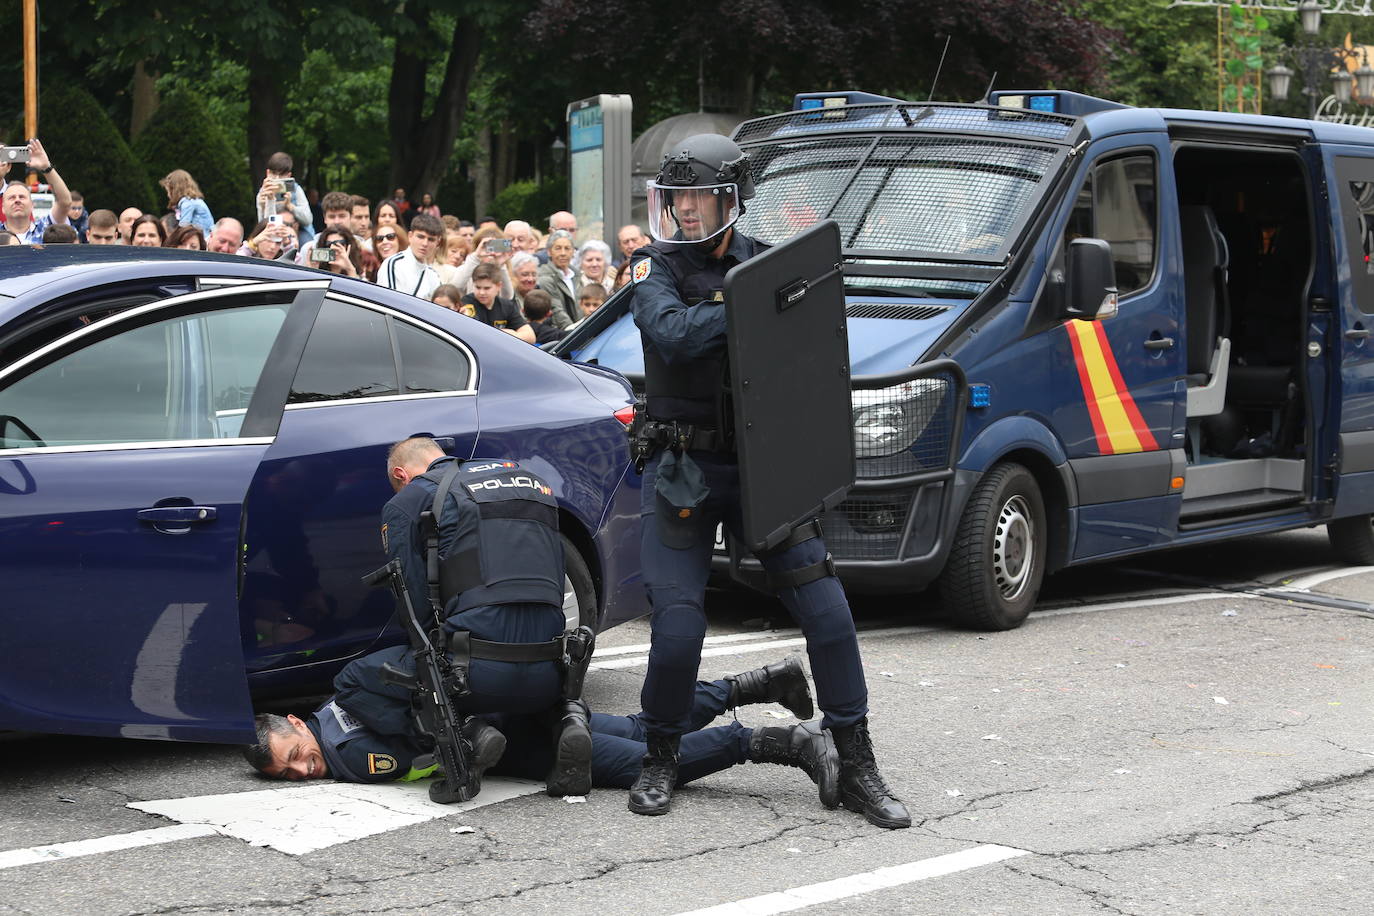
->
629 236 871 738
314 643 750 786
380 455 565 714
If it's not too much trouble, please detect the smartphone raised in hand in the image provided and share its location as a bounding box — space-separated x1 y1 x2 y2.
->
1 146 31 165
310 247 335 264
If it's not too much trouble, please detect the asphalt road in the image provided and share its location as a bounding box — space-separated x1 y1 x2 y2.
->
3 527 1371 915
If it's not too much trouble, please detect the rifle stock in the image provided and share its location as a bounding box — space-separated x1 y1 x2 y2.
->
363 559 473 803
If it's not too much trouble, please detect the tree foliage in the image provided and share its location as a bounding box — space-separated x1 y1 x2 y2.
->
132 89 255 223
37 84 157 214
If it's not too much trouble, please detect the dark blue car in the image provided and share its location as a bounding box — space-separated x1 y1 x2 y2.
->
0 247 644 743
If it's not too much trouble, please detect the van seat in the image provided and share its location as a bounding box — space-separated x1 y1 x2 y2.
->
1182 205 1231 419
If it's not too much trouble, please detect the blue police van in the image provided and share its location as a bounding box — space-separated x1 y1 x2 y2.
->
557 88 1374 631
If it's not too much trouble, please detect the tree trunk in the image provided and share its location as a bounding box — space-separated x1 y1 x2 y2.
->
246 62 285 189
130 61 160 140
471 123 492 219
387 12 483 200
495 119 516 192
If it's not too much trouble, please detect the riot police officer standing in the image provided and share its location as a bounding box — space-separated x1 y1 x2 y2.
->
627 135 910 828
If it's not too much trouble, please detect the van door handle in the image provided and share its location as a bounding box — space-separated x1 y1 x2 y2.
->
1144 337 1175 350
1346 328 1370 340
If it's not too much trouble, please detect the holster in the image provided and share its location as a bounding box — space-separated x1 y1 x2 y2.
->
561 625 596 701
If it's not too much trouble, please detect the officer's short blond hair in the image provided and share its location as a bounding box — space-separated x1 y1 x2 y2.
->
386 437 443 478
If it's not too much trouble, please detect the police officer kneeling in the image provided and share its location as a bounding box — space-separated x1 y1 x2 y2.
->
381 436 593 795
628 135 910 828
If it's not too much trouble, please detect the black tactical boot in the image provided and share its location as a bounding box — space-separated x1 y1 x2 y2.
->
725 656 815 720
545 700 593 797
830 718 911 829
459 716 507 799
748 724 840 809
628 734 680 816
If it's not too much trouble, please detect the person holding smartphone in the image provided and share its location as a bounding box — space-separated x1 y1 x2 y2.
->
450 227 515 299
0 138 72 244
255 151 314 240
311 227 362 279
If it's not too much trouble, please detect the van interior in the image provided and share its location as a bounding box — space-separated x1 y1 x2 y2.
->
1173 145 1314 524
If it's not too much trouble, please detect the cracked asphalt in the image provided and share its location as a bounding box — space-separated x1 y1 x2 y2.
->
2 527 1371 915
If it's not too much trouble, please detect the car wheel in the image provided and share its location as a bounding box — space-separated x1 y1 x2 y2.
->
1327 514 1374 565
561 534 599 632
938 462 1046 631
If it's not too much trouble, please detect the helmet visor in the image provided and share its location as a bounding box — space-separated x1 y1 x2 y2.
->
646 181 741 246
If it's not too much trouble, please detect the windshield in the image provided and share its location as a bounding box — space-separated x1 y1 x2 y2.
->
737 136 1060 264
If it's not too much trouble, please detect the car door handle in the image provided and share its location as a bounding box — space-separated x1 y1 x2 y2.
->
137 506 218 523
1144 337 1175 350
1346 328 1370 340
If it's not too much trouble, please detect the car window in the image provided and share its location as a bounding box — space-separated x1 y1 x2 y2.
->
288 300 399 403
1066 153 1157 297
0 303 288 449
394 319 471 394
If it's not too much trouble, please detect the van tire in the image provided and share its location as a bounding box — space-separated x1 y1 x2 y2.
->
1326 515 1374 565
938 463 1045 631
561 534 599 632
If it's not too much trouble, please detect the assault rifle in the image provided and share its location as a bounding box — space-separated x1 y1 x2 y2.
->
361 558 473 803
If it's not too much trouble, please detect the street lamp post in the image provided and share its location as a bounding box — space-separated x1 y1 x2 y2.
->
1267 0 1374 117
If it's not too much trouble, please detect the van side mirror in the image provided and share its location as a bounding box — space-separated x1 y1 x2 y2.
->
1064 238 1118 321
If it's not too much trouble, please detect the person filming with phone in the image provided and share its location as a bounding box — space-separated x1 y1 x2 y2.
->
255 151 314 241
0 139 72 244
310 227 362 279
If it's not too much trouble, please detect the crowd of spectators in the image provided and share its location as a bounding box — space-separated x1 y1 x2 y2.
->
0 142 657 347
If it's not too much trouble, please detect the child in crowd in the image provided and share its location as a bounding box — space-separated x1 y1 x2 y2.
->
578 283 607 319
523 289 566 345
432 283 471 316
461 263 535 343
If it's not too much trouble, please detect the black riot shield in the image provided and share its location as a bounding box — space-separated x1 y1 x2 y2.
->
724 219 853 554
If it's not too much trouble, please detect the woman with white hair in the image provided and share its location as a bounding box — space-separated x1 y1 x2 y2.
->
574 239 614 295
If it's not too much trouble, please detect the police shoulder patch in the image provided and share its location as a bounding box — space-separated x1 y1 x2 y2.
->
632 258 652 283
367 753 397 775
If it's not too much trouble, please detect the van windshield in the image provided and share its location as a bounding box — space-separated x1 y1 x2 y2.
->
737 135 1059 265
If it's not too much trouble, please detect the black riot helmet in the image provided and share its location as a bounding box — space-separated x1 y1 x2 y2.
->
646 134 755 247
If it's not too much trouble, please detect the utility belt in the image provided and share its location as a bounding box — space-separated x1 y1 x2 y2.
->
443 625 596 701
629 406 731 472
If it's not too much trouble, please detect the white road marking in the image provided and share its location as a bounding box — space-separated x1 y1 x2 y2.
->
671 843 1031 915
129 777 542 856
1270 565 1374 592
0 824 218 870
590 626 935 670
595 629 806 658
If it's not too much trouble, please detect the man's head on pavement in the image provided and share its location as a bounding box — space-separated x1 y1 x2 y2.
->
3 182 32 224
243 713 328 781
207 217 244 254
386 436 444 493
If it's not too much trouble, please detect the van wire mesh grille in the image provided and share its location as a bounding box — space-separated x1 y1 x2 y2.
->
852 368 960 479
736 133 1057 256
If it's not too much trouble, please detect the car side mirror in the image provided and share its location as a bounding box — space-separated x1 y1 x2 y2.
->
1064 238 1118 321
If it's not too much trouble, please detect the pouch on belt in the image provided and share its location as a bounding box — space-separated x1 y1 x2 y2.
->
654 449 710 549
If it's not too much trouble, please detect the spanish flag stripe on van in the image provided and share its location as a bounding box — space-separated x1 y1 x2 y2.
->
1065 320 1158 455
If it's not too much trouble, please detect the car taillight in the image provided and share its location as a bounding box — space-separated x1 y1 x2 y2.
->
614 405 635 428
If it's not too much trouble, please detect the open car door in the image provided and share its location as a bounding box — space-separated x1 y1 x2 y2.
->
0 281 327 742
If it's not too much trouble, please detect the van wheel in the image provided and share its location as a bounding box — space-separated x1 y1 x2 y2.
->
561 534 599 632
938 462 1046 631
1326 515 1374 565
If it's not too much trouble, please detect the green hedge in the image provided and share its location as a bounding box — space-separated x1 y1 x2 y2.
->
488 176 568 226
37 85 157 214
132 89 254 224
